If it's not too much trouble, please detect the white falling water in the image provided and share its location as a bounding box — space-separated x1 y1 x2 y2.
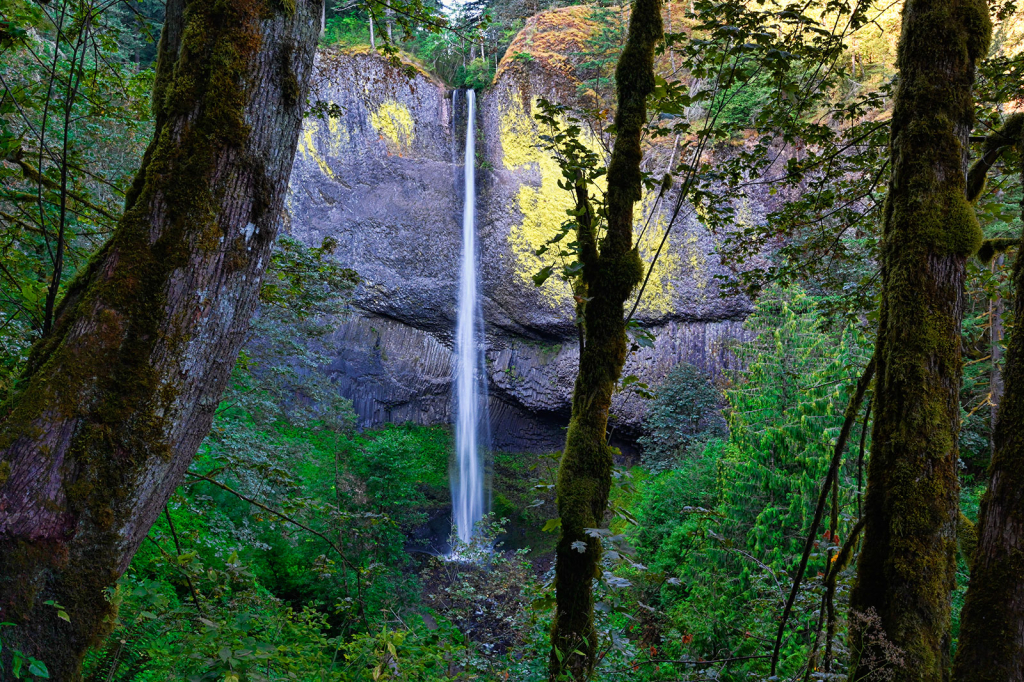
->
452 89 488 546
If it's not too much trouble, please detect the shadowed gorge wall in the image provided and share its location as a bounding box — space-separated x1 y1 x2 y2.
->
285 46 757 451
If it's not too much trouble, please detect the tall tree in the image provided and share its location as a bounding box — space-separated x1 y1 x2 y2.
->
548 0 661 679
848 0 991 679
954 112 1024 682
0 0 323 677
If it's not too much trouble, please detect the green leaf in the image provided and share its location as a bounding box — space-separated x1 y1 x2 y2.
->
532 265 554 287
28 659 48 678
542 517 562 533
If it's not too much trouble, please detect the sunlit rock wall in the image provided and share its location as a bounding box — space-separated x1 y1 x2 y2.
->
284 46 757 451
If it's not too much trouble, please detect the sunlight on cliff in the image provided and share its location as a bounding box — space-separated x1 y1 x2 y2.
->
370 101 416 156
499 94 679 314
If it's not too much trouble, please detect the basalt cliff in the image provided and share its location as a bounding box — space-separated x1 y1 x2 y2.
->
285 15 768 451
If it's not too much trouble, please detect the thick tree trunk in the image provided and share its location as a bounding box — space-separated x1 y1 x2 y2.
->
990 254 1004 455
953 114 1024 682
848 0 990 679
0 0 322 677
548 0 661 679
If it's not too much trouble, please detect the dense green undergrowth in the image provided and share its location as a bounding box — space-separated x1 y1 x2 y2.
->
73 286 987 682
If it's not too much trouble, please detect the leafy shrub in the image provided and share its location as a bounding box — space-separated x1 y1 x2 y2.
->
638 362 726 472
454 57 494 90
630 443 721 564
716 71 774 127
620 288 873 679
322 15 371 48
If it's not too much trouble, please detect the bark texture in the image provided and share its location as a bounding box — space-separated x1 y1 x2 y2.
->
0 0 322 677
548 0 661 679
848 0 990 679
953 113 1024 682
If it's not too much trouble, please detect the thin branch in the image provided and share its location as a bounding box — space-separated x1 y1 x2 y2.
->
769 353 876 675
162 506 205 616
185 471 370 629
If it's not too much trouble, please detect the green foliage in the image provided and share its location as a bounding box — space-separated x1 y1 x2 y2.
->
259 235 359 318
322 14 373 48
6 0 1023 678
0 621 50 679
616 288 873 680
453 58 495 89
345 423 452 526
0 0 156 393
637 362 725 472
721 289 870 570
574 3 627 105
714 71 774 128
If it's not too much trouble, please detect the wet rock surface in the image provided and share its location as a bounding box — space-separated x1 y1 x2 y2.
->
285 48 759 451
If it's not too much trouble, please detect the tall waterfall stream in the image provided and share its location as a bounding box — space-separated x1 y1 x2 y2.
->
451 89 490 547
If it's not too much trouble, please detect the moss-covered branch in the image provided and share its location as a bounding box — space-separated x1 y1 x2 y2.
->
849 0 992 678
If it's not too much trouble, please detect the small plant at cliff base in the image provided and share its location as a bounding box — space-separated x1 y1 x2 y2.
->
638 362 726 472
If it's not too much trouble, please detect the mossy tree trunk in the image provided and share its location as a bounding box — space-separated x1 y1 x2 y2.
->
953 113 1024 682
848 0 991 679
548 0 661 679
0 0 322 677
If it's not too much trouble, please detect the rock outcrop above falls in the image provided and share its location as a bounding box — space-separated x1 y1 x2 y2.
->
285 45 757 451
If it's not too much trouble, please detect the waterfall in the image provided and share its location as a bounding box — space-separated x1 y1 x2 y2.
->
452 89 489 546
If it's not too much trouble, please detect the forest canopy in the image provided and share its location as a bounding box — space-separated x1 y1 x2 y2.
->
1 0 1023 680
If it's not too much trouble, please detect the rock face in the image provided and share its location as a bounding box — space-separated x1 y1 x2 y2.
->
285 45 758 452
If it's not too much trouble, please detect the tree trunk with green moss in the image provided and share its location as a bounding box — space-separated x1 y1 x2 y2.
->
548 0 661 679
953 113 1024 682
848 0 991 679
0 0 322 677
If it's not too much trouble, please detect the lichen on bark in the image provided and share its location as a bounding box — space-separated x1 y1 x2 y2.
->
548 0 661 679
